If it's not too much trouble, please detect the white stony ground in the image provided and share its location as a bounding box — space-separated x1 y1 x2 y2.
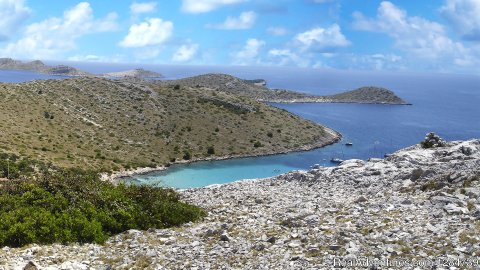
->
1 140 480 270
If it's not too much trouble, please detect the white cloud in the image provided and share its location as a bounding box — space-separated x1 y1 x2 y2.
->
1 2 118 59
0 0 31 41
181 0 245 13
130 2 157 15
68 54 102 61
233 38 265 64
353 1 467 59
267 27 288 36
295 24 350 52
267 49 309 67
119 18 173 48
209 11 256 30
67 54 124 63
172 43 199 62
440 0 480 40
351 53 403 70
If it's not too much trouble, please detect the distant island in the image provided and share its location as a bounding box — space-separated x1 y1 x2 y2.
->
159 73 410 105
0 58 90 77
0 58 163 79
102 68 163 79
0 59 408 105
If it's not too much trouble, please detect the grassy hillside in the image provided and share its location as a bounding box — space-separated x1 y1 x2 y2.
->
159 73 315 102
0 77 338 171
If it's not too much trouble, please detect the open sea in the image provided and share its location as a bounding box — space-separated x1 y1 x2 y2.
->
2 63 480 188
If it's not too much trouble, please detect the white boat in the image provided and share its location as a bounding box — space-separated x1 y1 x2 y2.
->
330 158 344 164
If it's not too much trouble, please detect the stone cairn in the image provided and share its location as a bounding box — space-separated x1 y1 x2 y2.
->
420 132 446 148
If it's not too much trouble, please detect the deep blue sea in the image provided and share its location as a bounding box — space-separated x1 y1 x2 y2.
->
2 63 480 188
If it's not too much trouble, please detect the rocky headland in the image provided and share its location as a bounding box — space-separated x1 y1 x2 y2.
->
2 139 479 269
160 73 409 105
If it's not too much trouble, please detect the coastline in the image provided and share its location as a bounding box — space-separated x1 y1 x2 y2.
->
102 127 342 183
8 140 480 269
264 99 412 105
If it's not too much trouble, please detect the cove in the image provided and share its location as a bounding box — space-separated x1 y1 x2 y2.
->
120 70 480 189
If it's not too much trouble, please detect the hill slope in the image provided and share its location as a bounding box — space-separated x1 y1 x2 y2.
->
160 73 409 104
0 77 339 171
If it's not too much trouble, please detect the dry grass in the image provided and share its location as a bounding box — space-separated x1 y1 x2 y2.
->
0 77 336 171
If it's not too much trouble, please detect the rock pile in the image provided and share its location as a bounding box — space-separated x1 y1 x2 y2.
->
1 140 479 269
421 132 446 148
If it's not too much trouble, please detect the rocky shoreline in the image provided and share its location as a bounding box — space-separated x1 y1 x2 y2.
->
2 139 479 269
102 127 341 182
266 99 413 105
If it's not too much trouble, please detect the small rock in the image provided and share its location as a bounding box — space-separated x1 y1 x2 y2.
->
355 196 368 203
220 233 230 242
24 261 38 270
254 243 266 251
401 199 413 205
288 242 301 248
444 204 469 214
329 245 341 251
267 236 276 244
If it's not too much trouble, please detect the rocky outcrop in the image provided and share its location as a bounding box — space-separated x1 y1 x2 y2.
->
2 139 479 269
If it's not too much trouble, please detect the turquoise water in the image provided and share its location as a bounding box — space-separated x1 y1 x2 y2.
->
2 65 479 189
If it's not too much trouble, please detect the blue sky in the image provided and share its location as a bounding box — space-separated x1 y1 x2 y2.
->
0 0 479 73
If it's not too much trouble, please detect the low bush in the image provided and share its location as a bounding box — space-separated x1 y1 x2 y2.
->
0 162 205 247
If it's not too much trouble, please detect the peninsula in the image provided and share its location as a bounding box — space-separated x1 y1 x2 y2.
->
160 73 410 105
0 77 339 171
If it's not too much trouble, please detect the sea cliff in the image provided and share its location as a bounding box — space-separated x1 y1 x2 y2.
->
2 139 479 269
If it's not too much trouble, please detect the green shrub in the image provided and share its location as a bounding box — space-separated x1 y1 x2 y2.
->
253 141 263 148
183 151 192 160
0 166 205 247
207 146 215 155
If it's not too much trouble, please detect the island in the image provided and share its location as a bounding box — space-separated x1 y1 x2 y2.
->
102 68 163 79
0 58 163 79
0 58 90 76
